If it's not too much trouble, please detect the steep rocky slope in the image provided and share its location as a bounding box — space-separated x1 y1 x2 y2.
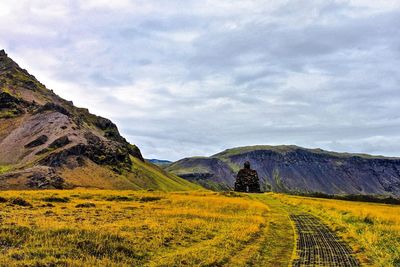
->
167 145 400 196
0 50 200 191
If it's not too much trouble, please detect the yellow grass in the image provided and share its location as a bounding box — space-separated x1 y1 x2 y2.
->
2 190 396 266
0 190 271 266
273 193 400 267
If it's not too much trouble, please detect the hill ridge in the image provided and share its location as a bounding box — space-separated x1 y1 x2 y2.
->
212 145 399 159
167 144 400 195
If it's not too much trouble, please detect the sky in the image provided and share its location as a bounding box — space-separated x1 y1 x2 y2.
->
1 0 400 161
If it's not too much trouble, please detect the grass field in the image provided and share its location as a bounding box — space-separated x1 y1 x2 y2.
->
0 190 272 266
0 190 398 266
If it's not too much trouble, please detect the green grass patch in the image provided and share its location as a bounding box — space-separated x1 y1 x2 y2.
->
0 165 12 174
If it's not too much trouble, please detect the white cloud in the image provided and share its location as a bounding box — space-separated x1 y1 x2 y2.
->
1 0 400 160
79 0 135 10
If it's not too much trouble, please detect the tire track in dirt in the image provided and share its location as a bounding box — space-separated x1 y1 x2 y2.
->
291 214 360 267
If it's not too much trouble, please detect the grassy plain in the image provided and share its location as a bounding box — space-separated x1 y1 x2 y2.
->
273 193 400 267
0 190 398 266
0 190 272 266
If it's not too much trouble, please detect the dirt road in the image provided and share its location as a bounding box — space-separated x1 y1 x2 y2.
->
291 213 360 267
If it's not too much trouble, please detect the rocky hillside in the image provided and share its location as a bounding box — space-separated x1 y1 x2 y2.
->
0 49 200 191
167 145 400 196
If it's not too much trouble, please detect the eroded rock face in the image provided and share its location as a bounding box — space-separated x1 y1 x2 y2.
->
25 135 48 148
27 173 66 189
39 132 132 173
95 116 126 143
0 92 20 109
0 166 70 190
0 92 25 118
36 103 70 116
127 144 144 162
83 132 132 172
234 161 261 193
48 135 70 149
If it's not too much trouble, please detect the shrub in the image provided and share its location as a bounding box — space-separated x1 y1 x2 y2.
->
75 203 96 208
140 196 162 202
10 198 32 207
105 196 134 202
42 197 70 203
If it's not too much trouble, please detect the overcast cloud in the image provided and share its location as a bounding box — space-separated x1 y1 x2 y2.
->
1 0 400 160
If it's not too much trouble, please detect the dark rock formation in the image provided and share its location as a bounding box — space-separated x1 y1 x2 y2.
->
39 132 132 173
48 136 70 149
0 91 20 109
27 173 66 189
234 161 261 193
36 102 70 116
0 49 18 72
25 135 48 148
95 116 126 143
128 144 144 162
35 136 71 155
0 92 25 118
83 132 132 172
38 144 86 168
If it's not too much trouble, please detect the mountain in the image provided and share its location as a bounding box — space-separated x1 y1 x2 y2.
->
146 159 172 167
0 49 201 191
166 145 400 196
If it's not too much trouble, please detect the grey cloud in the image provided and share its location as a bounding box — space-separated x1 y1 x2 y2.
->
1 0 400 160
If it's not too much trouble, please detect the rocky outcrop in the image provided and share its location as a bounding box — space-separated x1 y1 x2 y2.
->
48 136 70 149
0 91 21 109
39 135 132 173
127 144 144 162
168 145 400 196
27 172 66 189
0 92 26 118
25 135 48 148
83 132 132 171
94 117 124 141
0 166 70 190
36 103 70 116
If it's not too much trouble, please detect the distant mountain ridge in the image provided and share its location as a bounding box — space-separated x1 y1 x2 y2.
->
167 145 400 196
0 49 200 191
146 159 172 167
